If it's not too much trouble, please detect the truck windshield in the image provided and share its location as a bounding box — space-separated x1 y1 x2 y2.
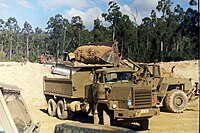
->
105 72 132 83
4 93 32 132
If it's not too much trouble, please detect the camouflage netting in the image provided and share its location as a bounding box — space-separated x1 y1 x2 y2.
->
74 45 112 64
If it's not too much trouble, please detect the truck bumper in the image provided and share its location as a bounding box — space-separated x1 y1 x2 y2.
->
113 108 159 119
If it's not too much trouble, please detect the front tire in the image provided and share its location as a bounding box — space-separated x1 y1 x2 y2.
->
164 89 188 113
138 119 149 130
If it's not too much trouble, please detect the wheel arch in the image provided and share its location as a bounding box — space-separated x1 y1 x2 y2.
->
167 84 185 92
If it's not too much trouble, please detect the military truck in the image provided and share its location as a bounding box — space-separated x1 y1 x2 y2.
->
124 59 199 113
43 65 159 130
0 84 40 133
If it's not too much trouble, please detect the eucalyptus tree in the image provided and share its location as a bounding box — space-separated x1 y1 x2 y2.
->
71 16 84 47
5 17 20 60
183 0 199 59
102 1 138 58
115 14 136 57
155 0 174 61
29 27 48 62
46 14 70 58
22 21 33 60
102 1 122 41
0 19 5 52
92 18 111 43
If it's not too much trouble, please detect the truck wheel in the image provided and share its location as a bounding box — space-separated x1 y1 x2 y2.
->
57 100 68 120
138 119 149 130
47 99 57 117
164 89 188 113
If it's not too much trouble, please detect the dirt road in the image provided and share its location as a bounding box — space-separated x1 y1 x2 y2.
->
0 61 198 132
26 102 198 133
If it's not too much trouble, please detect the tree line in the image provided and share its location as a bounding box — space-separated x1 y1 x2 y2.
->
0 0 198 63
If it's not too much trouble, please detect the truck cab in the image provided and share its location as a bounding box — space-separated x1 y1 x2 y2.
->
92 67 159 130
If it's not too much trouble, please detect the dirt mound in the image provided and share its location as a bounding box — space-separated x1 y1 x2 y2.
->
74 45 111 64
0 62 56 106
159 60 198 85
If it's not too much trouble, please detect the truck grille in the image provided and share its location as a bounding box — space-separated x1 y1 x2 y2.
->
134 89 152 109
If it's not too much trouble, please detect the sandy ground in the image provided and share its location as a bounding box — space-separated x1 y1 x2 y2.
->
0 60 198 133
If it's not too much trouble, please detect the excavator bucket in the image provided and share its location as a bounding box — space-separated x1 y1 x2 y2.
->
187 82 199 103
100 40 121 65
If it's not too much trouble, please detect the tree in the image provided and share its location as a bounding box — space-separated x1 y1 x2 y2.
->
92 18 111 42
30 27 48 62
102 1 122 41
0 19 5 52
71 16 84 46
5 17 20 60
22 21 33 60
156 0 173 19
46 14 70 58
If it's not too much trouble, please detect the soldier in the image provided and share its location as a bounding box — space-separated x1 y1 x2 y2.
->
21 56 27 66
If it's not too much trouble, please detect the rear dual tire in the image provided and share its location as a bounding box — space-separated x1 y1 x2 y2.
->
47 99 75 120
47 99 57 117
57 100 68 120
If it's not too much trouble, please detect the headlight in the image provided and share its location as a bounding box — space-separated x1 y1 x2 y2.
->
127 100 132 106
112 104 117 109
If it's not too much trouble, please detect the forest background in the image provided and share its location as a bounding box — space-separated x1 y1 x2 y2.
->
0 0 198 63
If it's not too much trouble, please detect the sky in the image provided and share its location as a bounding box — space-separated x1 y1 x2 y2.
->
0 0 193 31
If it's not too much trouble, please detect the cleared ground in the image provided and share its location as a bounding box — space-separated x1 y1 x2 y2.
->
0 60 198 133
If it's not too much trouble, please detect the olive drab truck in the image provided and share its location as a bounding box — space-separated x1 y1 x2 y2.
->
43 41 159 130
43 66 159 130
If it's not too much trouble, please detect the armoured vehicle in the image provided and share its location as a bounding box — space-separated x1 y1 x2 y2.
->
43 65 159 130
125 59 199 113
0 84 40 133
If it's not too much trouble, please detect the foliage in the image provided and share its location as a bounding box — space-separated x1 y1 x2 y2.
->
0 0 198 63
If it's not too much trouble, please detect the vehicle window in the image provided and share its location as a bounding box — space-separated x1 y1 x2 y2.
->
154 66 160 77
105 72 132 83
105 73 117 82
96 73 103 83
147 66 153 76
4 94 32 133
